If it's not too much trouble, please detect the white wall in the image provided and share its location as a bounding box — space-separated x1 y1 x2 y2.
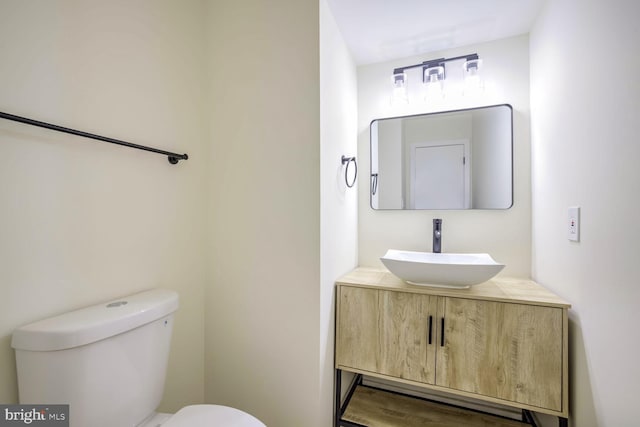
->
530 1 640 426
320 0 358 423
204 1 324 426
0 0 207 410
358 35 531 277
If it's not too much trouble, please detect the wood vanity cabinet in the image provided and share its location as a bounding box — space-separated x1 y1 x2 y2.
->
335 268 570 421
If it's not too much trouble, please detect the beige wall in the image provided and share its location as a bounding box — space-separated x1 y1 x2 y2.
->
0 2 351 425
204 0 324 426
530 0 640 425
0 0 207 410
358 35 532 277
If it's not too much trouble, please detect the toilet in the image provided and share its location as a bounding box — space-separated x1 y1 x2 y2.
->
11 289 265 427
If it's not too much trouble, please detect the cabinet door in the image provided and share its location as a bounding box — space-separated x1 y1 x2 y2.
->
436 298 563 411
336 286 379 372
336 287 437 384
378 290 437 384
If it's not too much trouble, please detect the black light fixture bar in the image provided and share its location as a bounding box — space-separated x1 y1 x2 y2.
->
0 110 189 164
393 53 479 75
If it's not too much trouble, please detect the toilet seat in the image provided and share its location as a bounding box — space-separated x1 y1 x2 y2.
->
161 404 265 427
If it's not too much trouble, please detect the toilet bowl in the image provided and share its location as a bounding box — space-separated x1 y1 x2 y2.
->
140 405 264 427
11 289 265 427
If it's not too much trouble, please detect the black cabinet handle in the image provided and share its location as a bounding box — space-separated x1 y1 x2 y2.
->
428 315 433 345
440 317 445 347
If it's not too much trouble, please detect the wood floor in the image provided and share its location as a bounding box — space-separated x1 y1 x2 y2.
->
341 386 530 427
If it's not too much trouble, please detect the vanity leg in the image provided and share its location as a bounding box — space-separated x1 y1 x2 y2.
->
335 371 369 427
522 409 537 426
335 369 342 427
559 417 568 427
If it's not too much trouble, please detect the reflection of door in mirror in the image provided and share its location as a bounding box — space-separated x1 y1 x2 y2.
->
409 140 469 209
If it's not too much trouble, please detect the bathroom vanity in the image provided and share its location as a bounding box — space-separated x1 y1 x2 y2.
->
334 267 570 426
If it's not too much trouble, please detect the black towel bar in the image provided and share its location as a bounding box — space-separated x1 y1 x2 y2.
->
0 111 188 164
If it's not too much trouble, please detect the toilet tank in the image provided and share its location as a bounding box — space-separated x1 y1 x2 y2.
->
11 289 179 427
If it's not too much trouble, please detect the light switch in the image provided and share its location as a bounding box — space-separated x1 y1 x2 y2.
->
568 207 580 242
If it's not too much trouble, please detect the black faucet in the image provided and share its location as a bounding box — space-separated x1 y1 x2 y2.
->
433 219 442 253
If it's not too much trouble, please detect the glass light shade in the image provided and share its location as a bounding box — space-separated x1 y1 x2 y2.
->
423 66 445 101
463 59 484 95
423 65 445 83
390 72 408 105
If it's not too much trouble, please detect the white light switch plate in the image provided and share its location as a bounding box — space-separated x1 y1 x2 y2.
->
568 206 580 242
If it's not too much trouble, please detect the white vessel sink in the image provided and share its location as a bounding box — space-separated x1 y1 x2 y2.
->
380 249 505 289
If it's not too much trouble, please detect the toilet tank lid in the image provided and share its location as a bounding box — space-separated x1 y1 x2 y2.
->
12 289 179 352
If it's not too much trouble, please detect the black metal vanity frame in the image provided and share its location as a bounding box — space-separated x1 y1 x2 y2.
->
334 369 569 427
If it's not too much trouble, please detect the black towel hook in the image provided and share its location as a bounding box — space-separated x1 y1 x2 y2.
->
341 155 357 188
370 173 378 195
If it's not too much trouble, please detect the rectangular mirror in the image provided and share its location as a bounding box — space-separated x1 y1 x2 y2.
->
370 104 513 210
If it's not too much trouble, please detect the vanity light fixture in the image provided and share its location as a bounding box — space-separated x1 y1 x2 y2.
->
391 53 481 104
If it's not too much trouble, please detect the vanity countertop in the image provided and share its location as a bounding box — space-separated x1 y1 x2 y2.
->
337 267 571 309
